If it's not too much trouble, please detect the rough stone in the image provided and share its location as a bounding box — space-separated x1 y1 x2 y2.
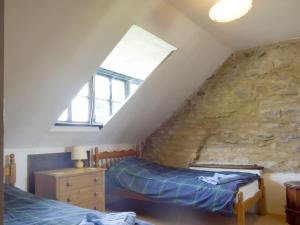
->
205 146 232 153
280 133 300 143
278 90 298 96
262 123 281 129
291 145 300 153
142 39 300 172
286 160 300 169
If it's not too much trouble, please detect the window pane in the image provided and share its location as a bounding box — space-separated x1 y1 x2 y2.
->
71 96 89 122
94 99 110 124
112 102 122 114
95 75 110 99
112 79 125 101
58 108 68 121
77 83 89 97
130 83 139 95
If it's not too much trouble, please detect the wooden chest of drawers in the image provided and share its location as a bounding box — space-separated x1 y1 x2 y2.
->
285 181 300 225
35 168 105 211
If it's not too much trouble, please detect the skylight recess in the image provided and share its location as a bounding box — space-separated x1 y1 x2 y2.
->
56 25 176 127
101 25 177 80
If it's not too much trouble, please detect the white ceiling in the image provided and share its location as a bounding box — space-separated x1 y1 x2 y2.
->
166 0 300 50
4 0 300 148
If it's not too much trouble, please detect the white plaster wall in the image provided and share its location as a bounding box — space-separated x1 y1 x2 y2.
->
4 0 231 147
264 172 300 215
4 144 135 190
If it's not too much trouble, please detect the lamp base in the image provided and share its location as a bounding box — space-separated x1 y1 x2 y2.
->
75 160 84 168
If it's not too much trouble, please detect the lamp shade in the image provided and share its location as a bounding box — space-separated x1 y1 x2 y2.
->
71 146 88 160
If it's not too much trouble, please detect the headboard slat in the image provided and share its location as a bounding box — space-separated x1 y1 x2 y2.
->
94 149 140 169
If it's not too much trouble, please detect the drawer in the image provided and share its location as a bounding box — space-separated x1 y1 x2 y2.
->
58 185 104 206
80 185 105 202
80 201 105 211
58 189 81 204
78 185 104 203
59 173 103 191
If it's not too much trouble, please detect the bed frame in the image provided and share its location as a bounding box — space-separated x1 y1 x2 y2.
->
94 149 266 225
3 154 16 186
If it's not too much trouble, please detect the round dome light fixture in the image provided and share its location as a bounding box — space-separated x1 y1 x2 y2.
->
209 0 253 23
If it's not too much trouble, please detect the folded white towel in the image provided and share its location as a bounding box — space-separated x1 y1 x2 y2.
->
198 173 239 185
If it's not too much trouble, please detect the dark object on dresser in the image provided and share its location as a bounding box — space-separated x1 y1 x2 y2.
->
285 181 300 225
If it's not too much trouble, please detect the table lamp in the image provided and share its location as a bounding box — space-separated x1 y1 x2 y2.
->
71 146 87 168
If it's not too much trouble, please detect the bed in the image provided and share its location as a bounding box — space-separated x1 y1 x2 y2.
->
94 149 266 225
3 154 153 225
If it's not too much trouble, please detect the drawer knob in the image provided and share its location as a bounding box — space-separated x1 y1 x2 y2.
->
66 182 72 187
94 206 97 210
94 192 98 196
66 197 71 202
94 177 99 183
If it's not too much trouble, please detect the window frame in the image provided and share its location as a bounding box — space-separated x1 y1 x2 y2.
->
55 68 142 128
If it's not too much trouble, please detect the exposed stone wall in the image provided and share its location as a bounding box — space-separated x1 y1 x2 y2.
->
143 39 300 172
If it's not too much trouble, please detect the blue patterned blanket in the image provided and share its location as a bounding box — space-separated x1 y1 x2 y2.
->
106 158 259 215
4 185 152 225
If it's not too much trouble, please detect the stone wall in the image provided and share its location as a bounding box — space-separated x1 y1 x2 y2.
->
143 39 300 173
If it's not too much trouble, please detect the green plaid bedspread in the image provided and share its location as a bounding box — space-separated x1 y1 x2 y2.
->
106 158 259 215
4 185 152 225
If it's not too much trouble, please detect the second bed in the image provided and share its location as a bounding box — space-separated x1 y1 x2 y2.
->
94 149 266 225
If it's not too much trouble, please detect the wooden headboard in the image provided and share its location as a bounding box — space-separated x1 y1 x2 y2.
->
94 149 140 169
4 154 16 185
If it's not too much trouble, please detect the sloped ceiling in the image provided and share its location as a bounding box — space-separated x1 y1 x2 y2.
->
166 0 300 50
5 0 300 148
5 0 231 147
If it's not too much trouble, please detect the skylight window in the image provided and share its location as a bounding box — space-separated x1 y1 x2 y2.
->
56 25 176 128
101 25 176 80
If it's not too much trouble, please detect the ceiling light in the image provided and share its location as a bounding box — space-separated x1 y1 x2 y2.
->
209 0 253 23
